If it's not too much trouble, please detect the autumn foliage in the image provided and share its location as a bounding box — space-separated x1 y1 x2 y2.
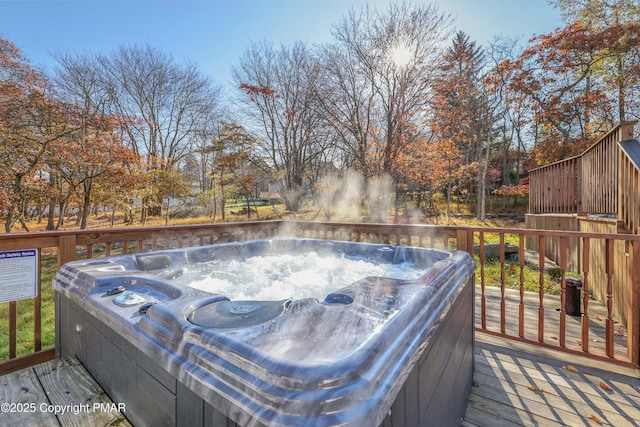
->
3 0 640 229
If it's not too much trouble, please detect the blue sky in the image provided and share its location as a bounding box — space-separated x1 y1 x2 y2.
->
0 1 562 89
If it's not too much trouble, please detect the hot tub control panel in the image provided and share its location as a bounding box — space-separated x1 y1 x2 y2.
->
113 292 146 307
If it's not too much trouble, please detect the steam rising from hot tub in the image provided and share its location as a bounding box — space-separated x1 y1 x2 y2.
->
316 170 393 222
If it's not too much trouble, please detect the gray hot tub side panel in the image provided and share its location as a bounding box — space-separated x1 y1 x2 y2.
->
54 239 474 427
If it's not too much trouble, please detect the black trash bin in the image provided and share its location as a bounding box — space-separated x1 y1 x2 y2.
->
564 277 582 316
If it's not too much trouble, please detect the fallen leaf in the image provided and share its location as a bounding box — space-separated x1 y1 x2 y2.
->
589 415 604 424
528 385 537 391
599 382 613 392
584 371 592 376
614 328 627 337
550 336 558 340
596 315 602 321
541 389 554 395
565 365 579 373
577 340 582 346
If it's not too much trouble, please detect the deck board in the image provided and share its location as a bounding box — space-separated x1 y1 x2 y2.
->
465 334 640 426
0 364 59 426
0 356 130 427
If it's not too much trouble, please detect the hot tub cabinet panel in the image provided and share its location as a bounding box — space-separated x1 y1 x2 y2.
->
54 238 474 427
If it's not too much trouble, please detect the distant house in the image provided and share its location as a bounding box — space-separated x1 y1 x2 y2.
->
259 191 282 203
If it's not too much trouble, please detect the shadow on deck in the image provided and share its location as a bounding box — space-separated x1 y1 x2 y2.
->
464 334 640 426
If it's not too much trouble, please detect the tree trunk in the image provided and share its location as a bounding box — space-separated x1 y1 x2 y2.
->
80 181 92 229
56 200 66 229
477 137 491 221
46 200 56 231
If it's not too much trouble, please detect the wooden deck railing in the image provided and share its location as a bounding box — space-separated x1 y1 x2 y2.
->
619 138 640 234
529 122 637 222
467 226 640 368
529 156 580 214
1 220 638 375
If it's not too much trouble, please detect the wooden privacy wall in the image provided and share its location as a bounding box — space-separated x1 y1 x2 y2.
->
528 157 579 213
580 127 620 215
529 122 636 217
619 140 640 234
524 214 580 270
527 123 639 329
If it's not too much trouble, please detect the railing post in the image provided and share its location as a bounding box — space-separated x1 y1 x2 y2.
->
58 234 77 268
581 237 591 354
538 235 546 342
629 239 640 366
456 228 471 254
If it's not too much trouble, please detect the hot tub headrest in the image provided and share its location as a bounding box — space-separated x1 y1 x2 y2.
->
135 254 172 271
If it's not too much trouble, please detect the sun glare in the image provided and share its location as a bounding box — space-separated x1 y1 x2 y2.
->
390 44 413 67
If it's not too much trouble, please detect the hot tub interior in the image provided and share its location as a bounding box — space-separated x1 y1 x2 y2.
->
54 238 475 427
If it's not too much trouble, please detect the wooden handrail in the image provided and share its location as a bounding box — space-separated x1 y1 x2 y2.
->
1 220 638 374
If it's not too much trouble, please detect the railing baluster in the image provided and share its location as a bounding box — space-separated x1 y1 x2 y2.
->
518 234 525 338
538 235 545 342
9 301 16 359
34 251 42 352
499 233 506 334
605 238 615 358
559 237 567 348
582 238 590 353
480 231 486 330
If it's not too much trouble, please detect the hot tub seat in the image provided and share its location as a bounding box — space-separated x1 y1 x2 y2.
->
188 299 292 329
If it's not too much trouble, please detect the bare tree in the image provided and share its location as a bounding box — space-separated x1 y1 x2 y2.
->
233 40 327 211
316 2 452 219
98 44 222 170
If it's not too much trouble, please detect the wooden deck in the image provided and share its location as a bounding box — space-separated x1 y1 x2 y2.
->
465 334 640 427
0 356 130 427
467 285 640 426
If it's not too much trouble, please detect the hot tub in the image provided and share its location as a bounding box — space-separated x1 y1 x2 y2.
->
54 238 475 427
